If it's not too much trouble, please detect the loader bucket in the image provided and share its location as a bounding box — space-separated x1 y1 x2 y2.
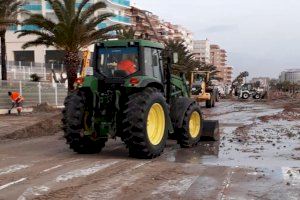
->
201 120 220 141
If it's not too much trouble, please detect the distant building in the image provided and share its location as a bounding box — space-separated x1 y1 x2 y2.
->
6 0 132 64
210 44 227 68
279 69 300 83
173 25 194 52
129 6 194 51
193 39 210 64
223 66 233 85
210 44 230 85
129 7 160 42
251 77 270 88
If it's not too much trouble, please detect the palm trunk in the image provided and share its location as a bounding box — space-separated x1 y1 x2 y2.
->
64 51 80 91
0 31 7 80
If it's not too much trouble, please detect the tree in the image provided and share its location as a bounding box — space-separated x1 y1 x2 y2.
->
17 0 121 90
163 39 219 81
117 25 136 40
0 0 25 80
269 79 278 90
163 39 197 73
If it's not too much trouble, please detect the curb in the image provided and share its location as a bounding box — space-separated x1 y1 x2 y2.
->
0 108 33 115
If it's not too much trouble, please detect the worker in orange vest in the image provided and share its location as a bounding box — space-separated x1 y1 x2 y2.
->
117 55 137 75
8 91 24 115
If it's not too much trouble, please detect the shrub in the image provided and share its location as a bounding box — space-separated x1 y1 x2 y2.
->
30 73 41 82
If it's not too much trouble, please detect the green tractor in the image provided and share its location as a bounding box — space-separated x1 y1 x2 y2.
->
62 39 219 158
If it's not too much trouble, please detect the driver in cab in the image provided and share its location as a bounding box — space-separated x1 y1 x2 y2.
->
117 55 137 75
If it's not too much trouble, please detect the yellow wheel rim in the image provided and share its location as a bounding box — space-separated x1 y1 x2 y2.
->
189 111 201 138
147 103 165 145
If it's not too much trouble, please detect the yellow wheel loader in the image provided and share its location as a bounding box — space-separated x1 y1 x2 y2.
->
190 71 219 108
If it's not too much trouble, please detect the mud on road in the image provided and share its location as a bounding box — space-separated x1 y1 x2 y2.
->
0 100 299 200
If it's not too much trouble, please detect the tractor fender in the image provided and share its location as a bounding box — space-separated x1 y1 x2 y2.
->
125 76 164 92
81 76 98 93
170 97 196 129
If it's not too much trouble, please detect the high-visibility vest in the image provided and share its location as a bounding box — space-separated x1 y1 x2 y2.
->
117 60 136 74
10 92 24 103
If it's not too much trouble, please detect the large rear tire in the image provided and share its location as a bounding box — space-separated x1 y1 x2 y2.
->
63 91 107 154
121 88 168 159
176 102 203 148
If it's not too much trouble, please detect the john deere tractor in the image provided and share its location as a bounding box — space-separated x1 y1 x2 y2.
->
63 39 218 159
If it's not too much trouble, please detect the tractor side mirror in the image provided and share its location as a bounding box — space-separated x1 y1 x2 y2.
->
173 53 178 64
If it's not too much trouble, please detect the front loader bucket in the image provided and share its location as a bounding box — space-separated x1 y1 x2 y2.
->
201 120 220 141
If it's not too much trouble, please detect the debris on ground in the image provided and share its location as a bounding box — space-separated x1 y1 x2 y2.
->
0 111 62 140
33 102 58 112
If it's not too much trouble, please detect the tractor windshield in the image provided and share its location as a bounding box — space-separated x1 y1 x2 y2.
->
97 47 139 77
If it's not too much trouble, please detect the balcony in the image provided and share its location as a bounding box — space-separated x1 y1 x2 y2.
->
21 25 39 31
46 2 91 10
8 25 17 31
108 0 130 7
131 12 146 19
22 4 42 11
110 15 131 24
97 23 107 29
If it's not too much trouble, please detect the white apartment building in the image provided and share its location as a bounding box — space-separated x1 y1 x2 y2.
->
193 39 210 64
173 25 194 52
279 69 300 83
6 0 131 64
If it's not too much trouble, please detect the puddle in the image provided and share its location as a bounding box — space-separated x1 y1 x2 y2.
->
160 102 299 168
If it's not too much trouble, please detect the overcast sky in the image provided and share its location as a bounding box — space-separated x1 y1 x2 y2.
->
134 0 300 78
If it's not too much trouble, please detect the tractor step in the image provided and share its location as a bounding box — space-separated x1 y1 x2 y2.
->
201 120 220 141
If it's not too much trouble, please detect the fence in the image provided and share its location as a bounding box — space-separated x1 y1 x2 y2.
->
4 61 65 82
0 80 68 109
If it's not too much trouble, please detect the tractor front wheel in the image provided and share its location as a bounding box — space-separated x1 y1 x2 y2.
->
206 93 215 108
63 91 107 154
121 88 168 159
177 103 203 148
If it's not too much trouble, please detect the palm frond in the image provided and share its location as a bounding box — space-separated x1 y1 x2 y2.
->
22 37 56 49
46 0 66 23
79 1 107 22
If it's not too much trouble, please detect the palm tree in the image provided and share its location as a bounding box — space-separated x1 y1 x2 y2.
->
163 39 197 73
17 0 121 90
163 39 219 80
117 25 136 40
0 0 25 80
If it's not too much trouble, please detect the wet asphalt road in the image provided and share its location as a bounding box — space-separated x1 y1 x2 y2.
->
0 100 299 200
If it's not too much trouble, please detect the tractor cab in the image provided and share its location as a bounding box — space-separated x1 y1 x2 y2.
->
92 40 165 84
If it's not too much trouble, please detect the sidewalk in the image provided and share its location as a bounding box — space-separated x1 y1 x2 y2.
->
0 108 33 115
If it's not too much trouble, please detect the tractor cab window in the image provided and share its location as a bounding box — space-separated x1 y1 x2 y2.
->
144 48 163 81
194 74 204 85
241 84 252 91
97 47 139 77
191 74 204 95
